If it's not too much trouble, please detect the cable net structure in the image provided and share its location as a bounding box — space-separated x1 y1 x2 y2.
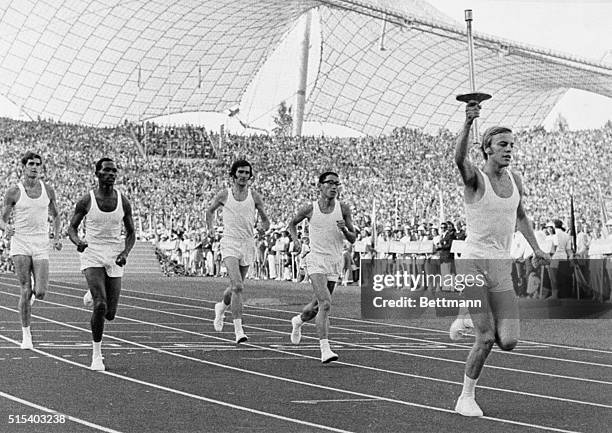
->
1 0 611 135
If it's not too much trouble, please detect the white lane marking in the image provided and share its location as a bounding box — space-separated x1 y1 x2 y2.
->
0 390 124 433
54 278 608 356
0 333 355 433
242 357 302 360
13 287 612 392
32 280 612 370
3 292 612 414
42 284 612 381
0 315 586 433
292 398 379 404
39 279 612 361
239 295 612 355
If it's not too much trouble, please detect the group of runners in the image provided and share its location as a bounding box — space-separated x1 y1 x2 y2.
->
1 101 550 416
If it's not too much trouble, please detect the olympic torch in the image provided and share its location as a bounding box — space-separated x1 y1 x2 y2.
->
456 9 491 145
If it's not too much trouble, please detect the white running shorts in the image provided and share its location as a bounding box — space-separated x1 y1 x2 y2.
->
221 237 255 267
305 253 342 282
10 234 50 261
79 243 124 278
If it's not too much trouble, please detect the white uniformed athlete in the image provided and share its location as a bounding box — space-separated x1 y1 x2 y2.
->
451 101 549 416
206 160 270 343
67 158 135 371
288 171 356 363
1 151 61 349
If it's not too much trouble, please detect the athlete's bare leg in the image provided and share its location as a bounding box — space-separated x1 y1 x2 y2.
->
31 259 49 300
298 281 336 322
104 275 122 322
307 274 338 362
220 257 250 342
84 267 114 371
456 286 519 416
13 255 36 349
84 268 109 343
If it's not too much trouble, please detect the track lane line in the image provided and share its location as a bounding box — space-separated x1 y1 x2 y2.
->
0 391 124 432
32 283 612 385
0 332 355 433
2 291 611 413
7 286 612 398
35 277 612 357
0 308 587 433
31 281 612 375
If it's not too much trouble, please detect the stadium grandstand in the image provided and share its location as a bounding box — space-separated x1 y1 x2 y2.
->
0 0 611 277
1 2 612 432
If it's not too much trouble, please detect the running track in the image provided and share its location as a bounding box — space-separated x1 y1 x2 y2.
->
0 275 610 433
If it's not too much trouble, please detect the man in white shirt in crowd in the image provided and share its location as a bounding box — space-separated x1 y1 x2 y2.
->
548 219 572 299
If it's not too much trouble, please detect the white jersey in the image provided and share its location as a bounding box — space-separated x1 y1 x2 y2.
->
13 181 49 237
552 230 572 260
223 187 256 240
309 200 344 260
464 168 520 259
84 190 124 246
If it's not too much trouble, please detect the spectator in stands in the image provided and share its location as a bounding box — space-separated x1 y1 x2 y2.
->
297 235 311 283
510 230 528 297
437 221 455 290
1 117 611 284
202 235 214 276
254 233 267 280
548 219 572 299
267 231 279 280
455 220 466 241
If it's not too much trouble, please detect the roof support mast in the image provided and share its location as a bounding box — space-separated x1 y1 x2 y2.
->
293 9 312 137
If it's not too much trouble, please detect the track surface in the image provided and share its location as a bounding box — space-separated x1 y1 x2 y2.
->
0 275 610 433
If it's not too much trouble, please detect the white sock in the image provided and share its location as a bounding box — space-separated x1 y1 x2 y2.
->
294 315 303 325
320 339 331 352
22 326 31 339
233 319 243 334
93 341 102 359
461 374 478 398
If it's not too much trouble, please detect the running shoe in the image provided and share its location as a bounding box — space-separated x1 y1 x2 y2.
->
235 332 248 344
321 348 338 364
83 290 93 308
449 316 474 341
290 315 303 345
213 302 225 332
454 395 483 417
90 356 105 371
20 335 33 350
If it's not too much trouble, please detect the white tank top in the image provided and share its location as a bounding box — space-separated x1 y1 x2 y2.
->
223 187 256 240
464 168 520 259
309 200 344 258
552 230 572 260
13 181 49 237
84 190 124 246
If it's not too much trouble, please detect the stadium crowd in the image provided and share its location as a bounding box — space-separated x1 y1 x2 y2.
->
132 121 217 159
1 117 611 300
